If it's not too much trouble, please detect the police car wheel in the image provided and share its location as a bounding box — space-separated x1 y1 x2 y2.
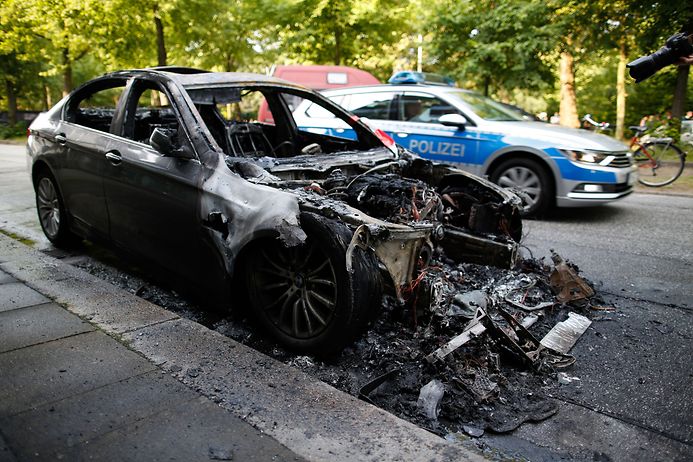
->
491 158 551 217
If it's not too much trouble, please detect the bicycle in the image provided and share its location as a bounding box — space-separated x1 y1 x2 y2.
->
628 125 686 187
582 115 687 187
582 114 612 135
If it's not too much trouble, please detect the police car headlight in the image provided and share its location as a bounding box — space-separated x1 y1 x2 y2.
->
560 149 608 164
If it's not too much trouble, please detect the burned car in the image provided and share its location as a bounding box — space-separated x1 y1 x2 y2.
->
27 67 523 354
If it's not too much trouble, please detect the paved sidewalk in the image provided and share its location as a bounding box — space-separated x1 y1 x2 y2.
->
0 234 483 462
0 266 304 461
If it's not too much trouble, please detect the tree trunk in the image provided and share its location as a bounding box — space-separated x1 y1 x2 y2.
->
615 41 627 140
483 76 490 97
559 51 580 128
5 78 17 126
671 64 689 119
62 48 73 97
44 84 52 110
334 27 342 65
154 4 167 66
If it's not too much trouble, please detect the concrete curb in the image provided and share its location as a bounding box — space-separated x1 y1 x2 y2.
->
0 233 484 462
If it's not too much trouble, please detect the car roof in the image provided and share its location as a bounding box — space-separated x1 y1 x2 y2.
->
319 83 471 96
101 67 310 91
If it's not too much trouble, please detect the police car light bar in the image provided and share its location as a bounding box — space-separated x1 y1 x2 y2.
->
388 71 456 86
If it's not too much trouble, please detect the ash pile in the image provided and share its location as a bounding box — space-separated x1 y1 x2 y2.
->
275 250 606 438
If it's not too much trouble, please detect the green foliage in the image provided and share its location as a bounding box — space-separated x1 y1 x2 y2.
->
275 0 415 80
0 121 27 139
0 0 689 126
430 0 560 95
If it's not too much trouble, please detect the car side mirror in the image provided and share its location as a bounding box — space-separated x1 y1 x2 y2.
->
438 114 467 130
150 127 194 159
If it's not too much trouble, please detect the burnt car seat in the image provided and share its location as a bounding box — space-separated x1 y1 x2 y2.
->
226 123 274 158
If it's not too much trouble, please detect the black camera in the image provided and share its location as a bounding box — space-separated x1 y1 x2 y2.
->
627 32 693 83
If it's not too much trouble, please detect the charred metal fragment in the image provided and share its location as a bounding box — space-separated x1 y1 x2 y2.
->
439 228 519 269
482 307 545 367
426 308 488 363
358 369 400 405
549 252 595 302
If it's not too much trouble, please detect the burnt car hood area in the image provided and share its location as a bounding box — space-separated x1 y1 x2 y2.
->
26 68 613 445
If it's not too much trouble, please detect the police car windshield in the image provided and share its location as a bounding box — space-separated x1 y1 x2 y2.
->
449 91 524 121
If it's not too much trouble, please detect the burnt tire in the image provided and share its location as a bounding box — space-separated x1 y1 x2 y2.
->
35 170 77 247
490 157 552 217
243 212 381 355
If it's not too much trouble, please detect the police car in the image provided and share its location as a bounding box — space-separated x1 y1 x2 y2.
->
292 77 637 216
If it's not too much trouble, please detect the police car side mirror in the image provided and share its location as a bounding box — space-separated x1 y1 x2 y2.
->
438 114 467 130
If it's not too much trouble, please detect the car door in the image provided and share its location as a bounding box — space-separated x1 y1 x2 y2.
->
103 78 202 277
57 78 128 237
388 91 479 168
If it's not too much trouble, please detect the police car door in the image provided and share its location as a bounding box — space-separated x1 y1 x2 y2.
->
393 91 475 170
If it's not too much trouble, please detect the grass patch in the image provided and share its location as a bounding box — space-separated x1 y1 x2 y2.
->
0 228 36 246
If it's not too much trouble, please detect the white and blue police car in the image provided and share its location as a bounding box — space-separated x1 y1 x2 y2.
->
292 77 637 216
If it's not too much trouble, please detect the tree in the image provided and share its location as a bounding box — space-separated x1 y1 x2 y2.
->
167 0 278 72
429 0 559 97
275 0 413 80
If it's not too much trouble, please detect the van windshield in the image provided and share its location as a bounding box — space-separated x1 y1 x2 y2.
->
448 91 524 122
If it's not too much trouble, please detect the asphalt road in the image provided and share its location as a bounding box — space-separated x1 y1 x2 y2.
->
1 143 691 461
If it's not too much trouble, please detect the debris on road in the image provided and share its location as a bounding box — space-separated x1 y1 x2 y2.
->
549 251 595 302
73 240 603 439
540 312 592 354
417 379 445 420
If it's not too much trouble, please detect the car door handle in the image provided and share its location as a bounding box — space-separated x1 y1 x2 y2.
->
105 151 122 165
55 133 67 145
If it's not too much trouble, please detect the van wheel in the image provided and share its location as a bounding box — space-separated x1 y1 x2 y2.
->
243 212 381 355
491 158 552 217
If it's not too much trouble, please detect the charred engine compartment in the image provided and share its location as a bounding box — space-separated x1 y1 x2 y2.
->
226 150 524 284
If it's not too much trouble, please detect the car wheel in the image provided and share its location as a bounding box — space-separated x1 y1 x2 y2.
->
491 158 552 217
35 171 76 246
244 212 381 355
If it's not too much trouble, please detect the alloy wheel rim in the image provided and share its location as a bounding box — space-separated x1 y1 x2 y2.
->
497 167 541 210
255 242 337 339
37 178 61 238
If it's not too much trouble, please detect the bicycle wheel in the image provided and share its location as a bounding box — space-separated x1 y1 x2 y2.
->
633 141 686 187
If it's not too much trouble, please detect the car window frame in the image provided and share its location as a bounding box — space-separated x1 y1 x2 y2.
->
117 76 198 160
341 90 399 121
62 77 130 135
401 90 477 127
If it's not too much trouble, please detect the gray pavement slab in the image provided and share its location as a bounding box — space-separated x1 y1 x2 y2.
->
0 240 179 334
0 282 49 312
123 318 479 462
0 371 200 460
65 396 303 462
0 270 16 284
0 331 156 417
0 302 93 353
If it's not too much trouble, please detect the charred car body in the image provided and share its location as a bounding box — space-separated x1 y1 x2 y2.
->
27 67 522 354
